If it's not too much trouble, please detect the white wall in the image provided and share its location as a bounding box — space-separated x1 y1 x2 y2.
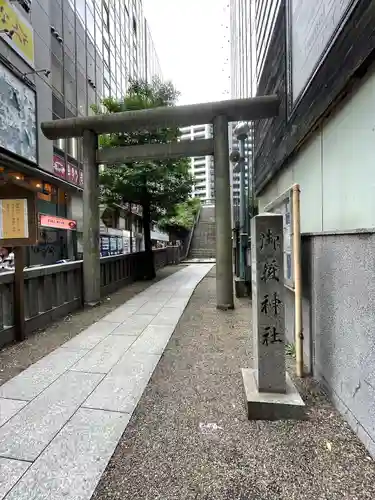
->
259 66 375 233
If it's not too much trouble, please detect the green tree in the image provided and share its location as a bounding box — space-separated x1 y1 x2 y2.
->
93 78 193 279
158 198 201 234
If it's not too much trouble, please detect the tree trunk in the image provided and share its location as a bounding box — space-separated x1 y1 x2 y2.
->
142 200 156 280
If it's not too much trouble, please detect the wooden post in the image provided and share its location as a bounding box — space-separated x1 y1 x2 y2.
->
14 246 25 341
292 184 304 377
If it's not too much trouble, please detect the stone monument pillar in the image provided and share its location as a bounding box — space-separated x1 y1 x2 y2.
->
242 213 305 420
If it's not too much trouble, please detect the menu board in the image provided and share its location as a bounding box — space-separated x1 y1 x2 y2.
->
0 199 28 239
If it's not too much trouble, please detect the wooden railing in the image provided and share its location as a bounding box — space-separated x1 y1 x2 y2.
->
0 247 181 348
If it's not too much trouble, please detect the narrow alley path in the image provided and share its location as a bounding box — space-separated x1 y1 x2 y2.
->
92 268 375 500
0 265 374 499
0 264 213 500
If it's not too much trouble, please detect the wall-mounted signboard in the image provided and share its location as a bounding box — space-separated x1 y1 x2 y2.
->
39 214 77 231
100 235 110 257
0 62 37 163
0 0 34 67
0 198 28 239
53 155 84 188
0 184 37 246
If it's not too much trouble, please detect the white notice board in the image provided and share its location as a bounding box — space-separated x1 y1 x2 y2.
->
264 186 295 290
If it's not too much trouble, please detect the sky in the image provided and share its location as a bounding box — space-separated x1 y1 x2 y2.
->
143 0 230 105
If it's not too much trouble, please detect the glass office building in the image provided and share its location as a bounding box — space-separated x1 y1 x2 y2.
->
0 0 162 265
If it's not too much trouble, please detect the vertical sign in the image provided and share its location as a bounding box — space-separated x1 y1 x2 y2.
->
251 213 286 394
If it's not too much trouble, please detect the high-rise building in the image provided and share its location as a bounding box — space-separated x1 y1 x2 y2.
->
180 125 214 204
254 0 281 86
0 0 161 264
229 0 255 100
229 0 255 221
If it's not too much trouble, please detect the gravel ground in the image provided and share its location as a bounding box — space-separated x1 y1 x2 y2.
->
0 265 184 386
92 267 375 500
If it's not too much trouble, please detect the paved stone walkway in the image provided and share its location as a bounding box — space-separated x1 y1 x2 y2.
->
0 264 213 500
90 267 375 500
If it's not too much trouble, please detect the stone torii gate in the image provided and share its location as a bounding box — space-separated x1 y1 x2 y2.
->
41 96 280 310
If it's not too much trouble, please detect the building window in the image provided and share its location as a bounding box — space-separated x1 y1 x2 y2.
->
103 1 110 31
67 138 78 159
18 0 31 13
103 78 110 97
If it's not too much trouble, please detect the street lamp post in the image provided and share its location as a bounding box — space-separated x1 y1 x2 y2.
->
232 122 250 296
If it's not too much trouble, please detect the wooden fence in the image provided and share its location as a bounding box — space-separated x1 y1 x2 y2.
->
0 247 181 348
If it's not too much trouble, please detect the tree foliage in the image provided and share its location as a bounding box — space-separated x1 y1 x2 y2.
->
92 78 193 215
92 78 194 279
158 198 201 233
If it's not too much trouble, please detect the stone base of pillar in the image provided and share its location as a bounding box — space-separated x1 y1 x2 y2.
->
234 277 248 298
241 368 305 421
216 303 235 311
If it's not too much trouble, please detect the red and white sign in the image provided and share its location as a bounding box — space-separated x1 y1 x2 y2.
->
39 214 77 231
52 156 83 187
53 155 66 179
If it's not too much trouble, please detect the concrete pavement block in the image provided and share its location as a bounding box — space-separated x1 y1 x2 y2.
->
71 335 137 374
0 348 88 401
130 324 175 355
0 458 30 500
166 297 189 309
0 398 27 427
4 408 130 500
0 371 103 462
102 306 139 323
151 307 184 326
123 296 148 308
111 314 154 335
174 288 195 298
83 352 160 413
60 321 120 350
136 302 165 315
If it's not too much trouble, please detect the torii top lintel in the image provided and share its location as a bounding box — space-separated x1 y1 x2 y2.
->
41 95 280 140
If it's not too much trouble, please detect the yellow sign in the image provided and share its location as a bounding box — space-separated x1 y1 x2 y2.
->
0 0 34 67
0 199 29 239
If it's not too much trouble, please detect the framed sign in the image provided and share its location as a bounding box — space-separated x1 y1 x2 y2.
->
0 184 37 246
264 185 296 290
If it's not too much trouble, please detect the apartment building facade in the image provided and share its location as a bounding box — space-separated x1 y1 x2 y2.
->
0 0 162 264
180 124 215 204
